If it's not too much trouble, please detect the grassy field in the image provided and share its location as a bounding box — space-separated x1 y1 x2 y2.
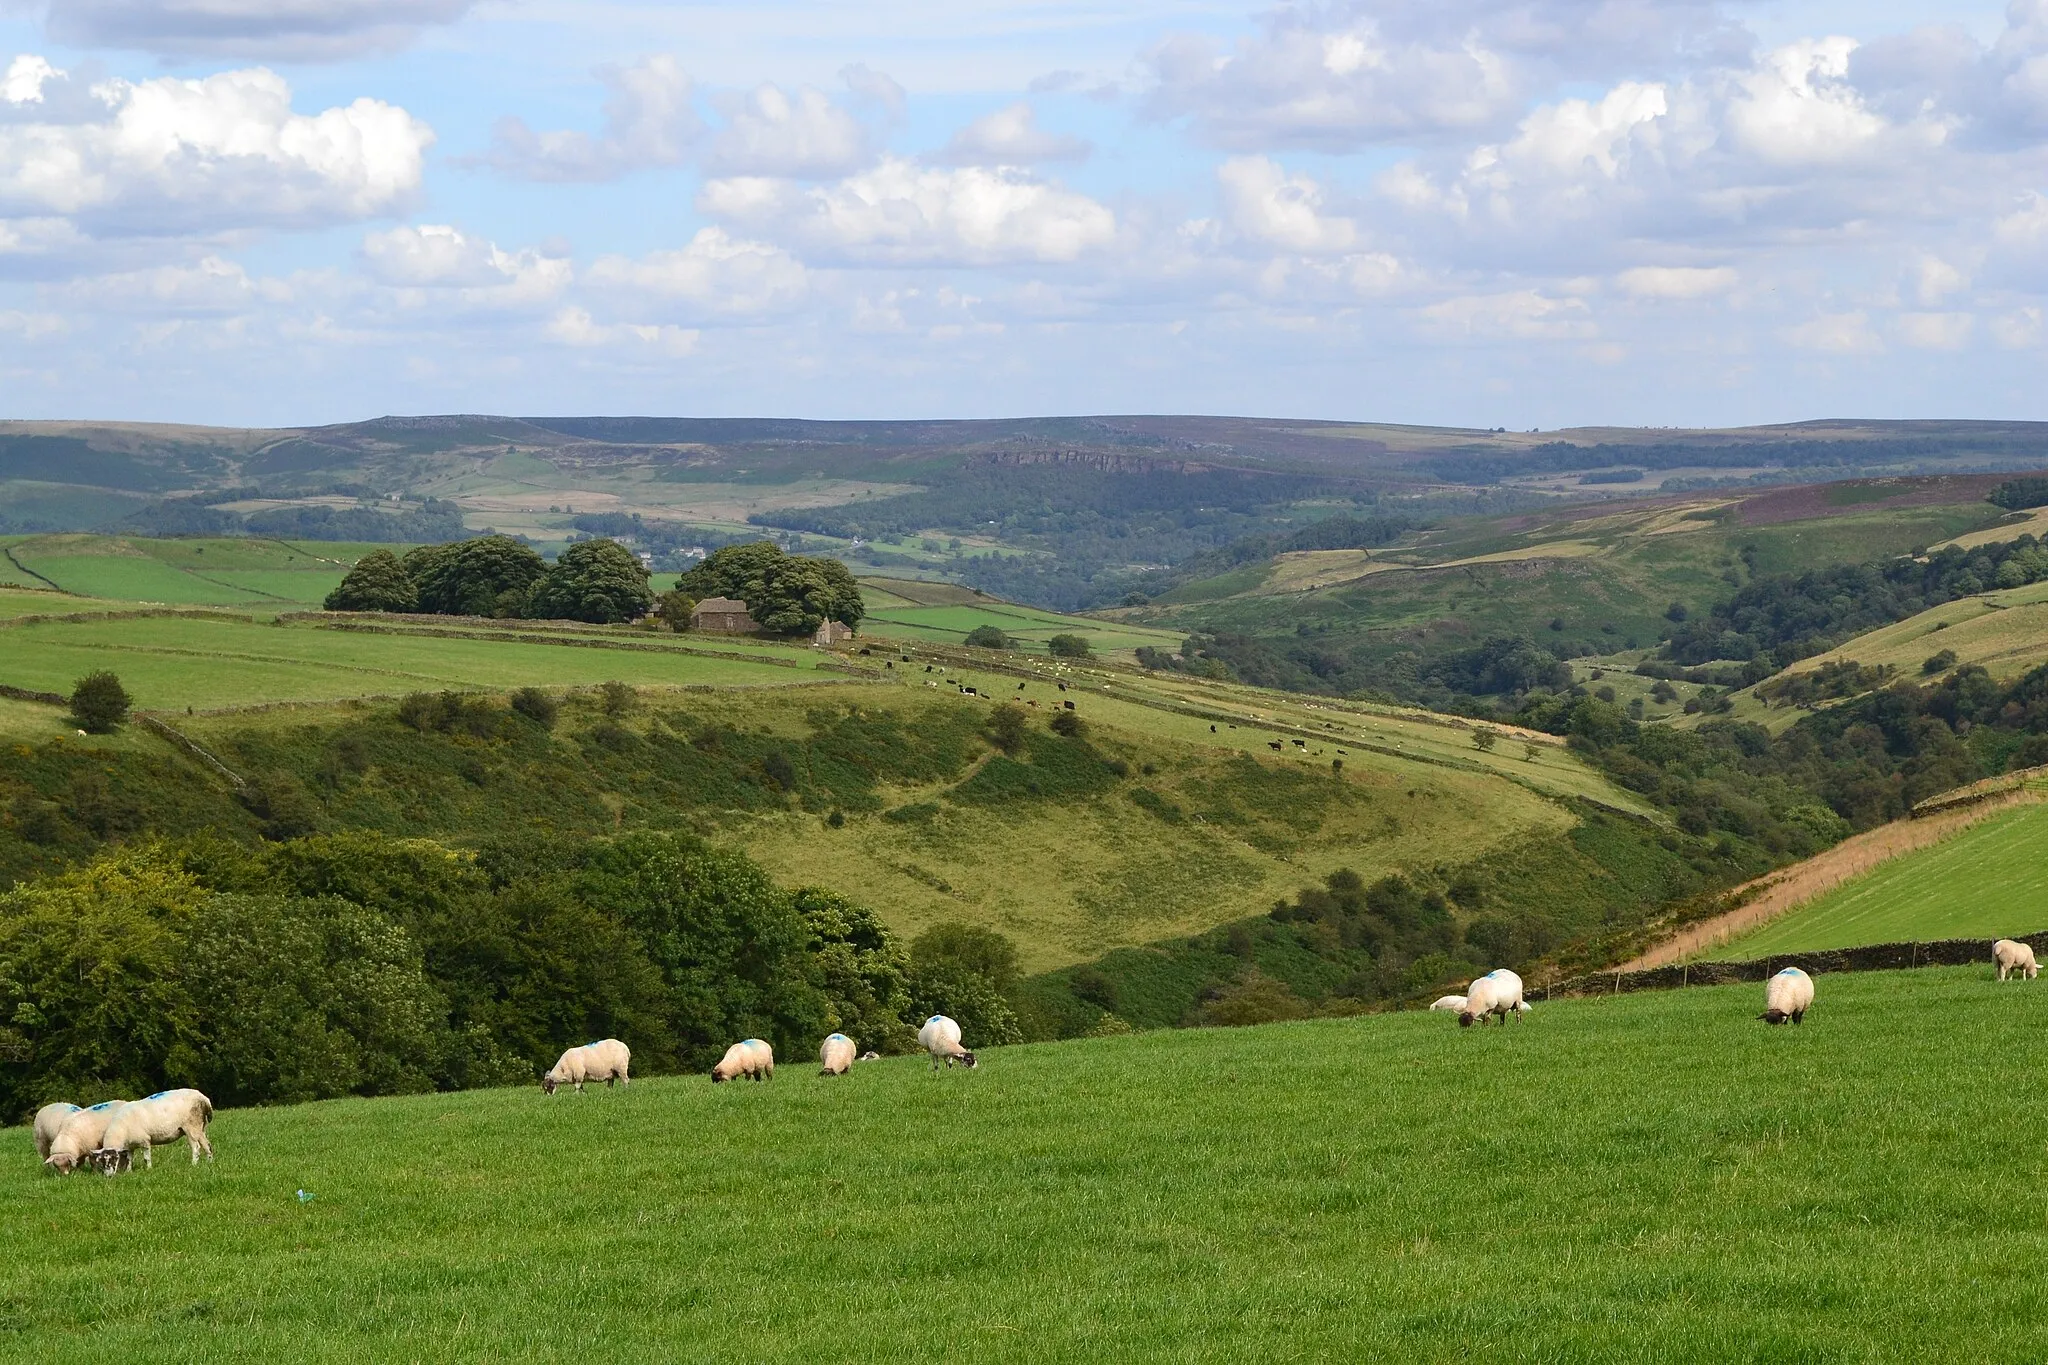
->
1769 578 2048 685
3 966 2043 1361
860 600 1184 656
1718 801 2048 957
3 535 355 607
0 614 841 710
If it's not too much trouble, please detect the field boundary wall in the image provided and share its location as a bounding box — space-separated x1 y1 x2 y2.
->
1543 930 2048 1000
303 619 813 668
0 684 64 705
135 716 247 789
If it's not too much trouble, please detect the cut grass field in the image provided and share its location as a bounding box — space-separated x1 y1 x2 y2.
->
1715 800 2048 958
3 966 2043 1361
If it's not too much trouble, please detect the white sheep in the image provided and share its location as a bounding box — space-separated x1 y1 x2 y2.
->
1994 939 2039 981
1758 966 1815 1025
33 1103 79 1162
857 1051 881 1062
92 1089 213 1173
1429 995 1467 1012
917 1014 977 1069
819 1033 856 1076
1458 970 1526 1028
712 1039 775 1083
543 1039 632 1095
44 1101 125 1175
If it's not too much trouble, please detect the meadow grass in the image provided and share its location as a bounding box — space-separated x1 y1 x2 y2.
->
1768 579 2048 686
2 967 2043 1362
1718 801 2048 957
860 602 1183 654
0 616 834 709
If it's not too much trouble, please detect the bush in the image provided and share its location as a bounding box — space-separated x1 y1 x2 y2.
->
1049 709 1087 739
1047 633 1093 659
1923 649 1959 675
964 625 1011 649
597 680 637 717
69 671 131 733
510 687 558 728
984 703 1029 754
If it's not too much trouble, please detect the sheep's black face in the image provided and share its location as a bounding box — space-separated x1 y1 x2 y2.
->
1458 1013 1476 1028
711 1070 727 1084
542 1076 558 1095
1758 1009 1788 1025
960 1051 978 1069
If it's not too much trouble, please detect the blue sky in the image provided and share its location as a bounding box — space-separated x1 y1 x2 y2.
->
1 0 2043 428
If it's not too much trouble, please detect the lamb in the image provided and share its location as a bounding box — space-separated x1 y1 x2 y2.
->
1994 939 2039 981
917 1014 977 1069
819 1033 856 1076
542 1039 631 1095
1429 995 1467 1012
92 1089 213 1173
44 1101 125 1175
1458 970 1526 1028
711 1039 774 1083
1758 966 1815 1025
33 1103 79 1162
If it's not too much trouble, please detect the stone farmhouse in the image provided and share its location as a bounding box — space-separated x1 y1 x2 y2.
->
691 597 757 633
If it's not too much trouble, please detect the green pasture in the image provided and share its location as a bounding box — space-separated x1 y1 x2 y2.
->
4 536 353 607
1718 801 2048 958
0 615 836 710
4 967 2044 1361
860 602 1183 654
1772 578 2048 686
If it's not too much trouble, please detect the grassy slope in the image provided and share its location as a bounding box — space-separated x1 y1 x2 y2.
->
6 535 352 607
3 968 2042 1361
1717 801 2048 957
1771 578 2048 683
1139 490 2012 665
860 601 1182 655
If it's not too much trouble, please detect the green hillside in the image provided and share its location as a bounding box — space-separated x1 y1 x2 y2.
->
4 967 2042 1361
3 535 358 607
1718 801 2048 958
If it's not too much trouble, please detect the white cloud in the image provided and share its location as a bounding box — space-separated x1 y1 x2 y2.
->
1784 311 1883 353
1216 155 1356 253
20 0 476 61
0 64 431 234
1417 289 1594 339
700 157 1117 266
585 227 808 318
704 83 870 179
1723 37 1886 167
484 56 699 183
546 305 699 356
359 223 570 307
937 103 1090 165
1615 265 1736 298
3 55 62 105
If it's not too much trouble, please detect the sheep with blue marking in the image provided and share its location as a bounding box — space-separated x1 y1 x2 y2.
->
819 1033 856 1076
917 1015 977 1069
1758 967 1815 1025
543 1039 631 1095
92 1089 213 1173
712 1039 774 1083
1458 970 1526 1028
44 1101 125 1175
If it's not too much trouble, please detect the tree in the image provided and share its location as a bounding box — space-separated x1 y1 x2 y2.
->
672 542 864 636
964 625 1011 649
654 591 697 632
985 703 1029 754
324 550 418 613
402 535 546 617
70 671 131 733
1047 633 1093 659
527 539 653 624
1472 728 1499 752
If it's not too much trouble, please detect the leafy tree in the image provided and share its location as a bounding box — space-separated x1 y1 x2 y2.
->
69 671 131 733
985 703 1029 754
1472 728 1499 752
527 538 653 624
907 921 1022 1048
964 625 1011 648
654 590 697 632
673 542 864 636
323 550 419 613
1047 633 1093 659
402 535 546 617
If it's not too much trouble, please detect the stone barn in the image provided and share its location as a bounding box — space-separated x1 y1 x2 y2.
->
691 597 757 633
814 620 855 645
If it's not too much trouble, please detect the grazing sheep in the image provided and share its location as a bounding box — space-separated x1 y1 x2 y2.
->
1429 995 1467 1012
856 1051 881 1062
92 1090 213 1173
1758 966 1815 1025
819 1033 856 1076
542 1039 632 1095
33 1103 79 1161
44 1101 125 1175
917 1015 977 1070
1459 970 1526 1028
712 1039 775 1083
1994 939 2039 981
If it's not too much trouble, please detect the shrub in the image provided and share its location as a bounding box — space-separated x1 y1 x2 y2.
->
1049 709 1087 739
1923 648 1959 675
69 671 131 733
510 687 558 728
1047 633 1093 659
984 703 1029 754
964 625 1011 649
597 680 637 717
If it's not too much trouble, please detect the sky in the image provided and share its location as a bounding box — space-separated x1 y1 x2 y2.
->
0 0 2044 429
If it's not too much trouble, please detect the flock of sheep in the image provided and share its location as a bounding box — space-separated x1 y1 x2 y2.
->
35 1090 215 1175
31 945 2043 1175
